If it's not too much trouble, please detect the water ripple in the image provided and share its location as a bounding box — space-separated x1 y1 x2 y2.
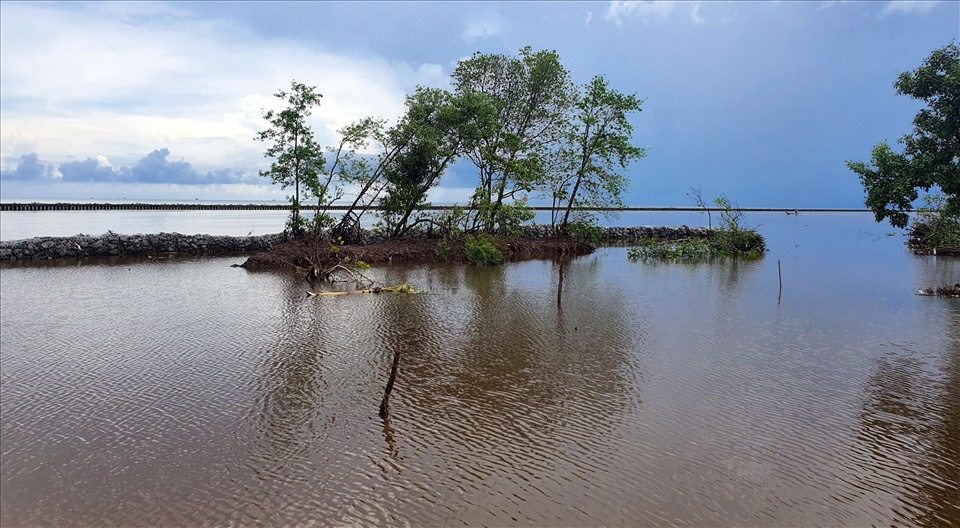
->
1 253 958 526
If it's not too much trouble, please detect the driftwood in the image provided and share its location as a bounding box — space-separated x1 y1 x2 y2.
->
307 284 418 297
379 348 402 419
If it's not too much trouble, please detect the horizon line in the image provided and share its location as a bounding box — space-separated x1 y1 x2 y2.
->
0 202 872 213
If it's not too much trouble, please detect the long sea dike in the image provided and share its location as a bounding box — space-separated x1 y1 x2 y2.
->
0 226 710 261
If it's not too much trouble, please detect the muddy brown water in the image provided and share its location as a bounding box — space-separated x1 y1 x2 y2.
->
1 213 958 526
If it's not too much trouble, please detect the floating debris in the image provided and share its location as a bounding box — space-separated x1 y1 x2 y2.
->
308 284 419 297
916 284 960 297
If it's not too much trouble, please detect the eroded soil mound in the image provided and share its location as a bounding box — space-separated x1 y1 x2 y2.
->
240 234 595 272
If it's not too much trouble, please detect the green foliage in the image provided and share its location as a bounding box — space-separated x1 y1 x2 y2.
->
312 212 336 232
709 228 766 258
910 192 960 251
261 49 647 240
566 218 603 244
847 42 960 228
628 194 765 261
256 80 325 237
628 238 711 260
284 204 309 238
380 88 496 238
556 75 645 231
453 46 576 233
432 205 467 237
341 255 371 271
493 198 536 235
464 233 504 266
627 231 765 261
714 194 746 231
320 117 386 237
434 238 452 262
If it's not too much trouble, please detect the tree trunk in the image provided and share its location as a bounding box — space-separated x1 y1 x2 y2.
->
561 123 593 231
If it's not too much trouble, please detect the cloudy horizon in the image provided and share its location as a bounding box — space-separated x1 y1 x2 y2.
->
1 1 957 206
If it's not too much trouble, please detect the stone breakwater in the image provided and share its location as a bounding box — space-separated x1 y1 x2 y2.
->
0 232 285 261
517 224 710 243
1 226 710 261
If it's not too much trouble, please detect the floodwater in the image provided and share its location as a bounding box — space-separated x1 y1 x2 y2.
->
1 212 958 526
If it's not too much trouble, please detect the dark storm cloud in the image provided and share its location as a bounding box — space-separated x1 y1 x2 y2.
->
127 148 212 184
0 153 55 180
59 157 119 182
119 148 244 184
4 149 252 186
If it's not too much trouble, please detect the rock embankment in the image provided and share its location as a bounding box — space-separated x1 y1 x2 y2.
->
517 225 710 243
0 232 284 261
1 226 710 261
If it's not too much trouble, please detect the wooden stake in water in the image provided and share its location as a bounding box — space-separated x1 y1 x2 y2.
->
379 349 401 419
778 259 782 304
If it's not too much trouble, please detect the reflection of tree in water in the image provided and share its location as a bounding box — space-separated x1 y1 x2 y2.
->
370 286 436 469
247 274 331 482
391 257 645 476
856 304 960 527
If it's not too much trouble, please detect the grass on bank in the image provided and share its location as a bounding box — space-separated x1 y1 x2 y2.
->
629 194 766 261
908 194 960 255
627 227 766 261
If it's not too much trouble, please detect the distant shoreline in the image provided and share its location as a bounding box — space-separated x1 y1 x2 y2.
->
0 202 871 213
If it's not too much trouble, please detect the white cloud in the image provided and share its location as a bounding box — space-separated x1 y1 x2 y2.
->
690 2 706 24
416 63 448 89
462 12 508 43
879 1 942 17
585 10 594 25
816 1 852 11
605 1 676 27
0 2 442 177
426 186 475 205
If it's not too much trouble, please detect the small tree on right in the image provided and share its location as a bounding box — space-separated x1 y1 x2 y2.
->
846 42 959 229
555 75 645 233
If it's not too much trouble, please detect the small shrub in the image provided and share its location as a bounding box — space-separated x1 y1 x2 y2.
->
284 209 309 238
627 229 766 261
910 193 960 253
433 205 467 237
434 238 452 262
312 212 335 233
715 195 746 231
566 220 603 244
627 238 711 260
465 233 503 266
496 201 536 235
709 228 766 257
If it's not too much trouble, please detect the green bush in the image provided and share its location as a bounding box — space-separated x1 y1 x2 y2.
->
495 201 536 235
709 228 766 257
284 209 309 238
627 238 711 260
465 233 504 266
434 238 452 262
627 228 765 261
566 219 603 244
910 193 960 252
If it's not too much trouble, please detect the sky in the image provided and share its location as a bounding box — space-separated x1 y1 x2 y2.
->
0 1 957 207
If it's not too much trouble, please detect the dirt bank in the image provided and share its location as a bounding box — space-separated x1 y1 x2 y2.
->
240 234 595 272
